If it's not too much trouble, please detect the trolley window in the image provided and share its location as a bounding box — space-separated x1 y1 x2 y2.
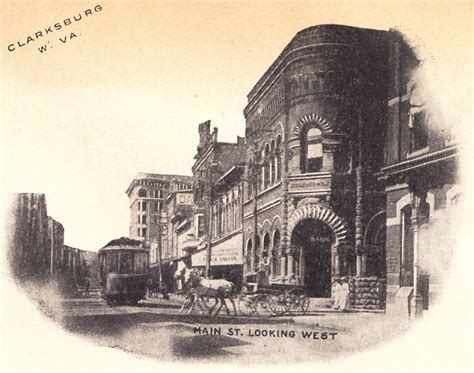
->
133 253 144 274
119 252 132 274
107 252 118 273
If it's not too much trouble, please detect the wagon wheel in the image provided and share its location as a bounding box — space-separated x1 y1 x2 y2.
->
300 295 310 314
238 295 256 316
268 295 288 316
254 294 272 316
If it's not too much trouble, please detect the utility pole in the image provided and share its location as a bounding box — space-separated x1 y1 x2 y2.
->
355 109 365 277
205 163 218 277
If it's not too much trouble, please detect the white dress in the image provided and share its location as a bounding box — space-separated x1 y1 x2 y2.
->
340 282 350 310
332 282 342 309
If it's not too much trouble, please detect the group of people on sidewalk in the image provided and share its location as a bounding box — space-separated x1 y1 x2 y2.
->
332 277 350 311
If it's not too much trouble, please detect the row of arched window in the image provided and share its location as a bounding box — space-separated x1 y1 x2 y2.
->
244 230 281 274
247 135 282 198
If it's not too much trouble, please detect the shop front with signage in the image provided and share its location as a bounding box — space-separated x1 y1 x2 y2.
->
191 233 243 286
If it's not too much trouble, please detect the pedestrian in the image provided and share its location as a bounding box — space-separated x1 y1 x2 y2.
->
84 278 90 296
339 277 350 311
332 279 342 310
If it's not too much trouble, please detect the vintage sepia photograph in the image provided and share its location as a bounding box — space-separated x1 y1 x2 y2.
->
1 0 472 371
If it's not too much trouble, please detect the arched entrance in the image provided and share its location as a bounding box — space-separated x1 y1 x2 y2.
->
291 219 334 297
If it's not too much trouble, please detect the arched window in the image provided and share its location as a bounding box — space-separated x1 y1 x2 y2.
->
270 140 276 184
138 189 147 197
302 127 323 173
276 135 282 181
263 233 270 254
254 236 261 270
245 238 253 274
264 144 270 188
247 158 254 198
273 230 281 276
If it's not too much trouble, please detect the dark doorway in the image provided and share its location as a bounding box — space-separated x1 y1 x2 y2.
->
291 219 333 297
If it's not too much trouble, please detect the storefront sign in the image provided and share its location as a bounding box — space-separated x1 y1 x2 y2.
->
192 234 243 266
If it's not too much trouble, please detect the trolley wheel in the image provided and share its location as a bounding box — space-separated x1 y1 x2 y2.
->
300 295 310 314
268 295 288 316
238 295 256 316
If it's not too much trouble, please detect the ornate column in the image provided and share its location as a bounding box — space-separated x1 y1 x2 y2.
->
355 165 366 277
332 245 340 277
280 254 287 277
299 248 305 284
269 251 274 277
287 248 294 277
410 191 425 318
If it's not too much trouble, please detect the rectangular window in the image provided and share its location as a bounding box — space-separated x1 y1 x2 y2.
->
154 201 159 211
107 252 118 273
179 195 185 203
154 190 159 198
141 201 147 211
118 252 132 274
410 111 429 152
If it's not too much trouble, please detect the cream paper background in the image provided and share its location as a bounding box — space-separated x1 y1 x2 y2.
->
1 0 472 371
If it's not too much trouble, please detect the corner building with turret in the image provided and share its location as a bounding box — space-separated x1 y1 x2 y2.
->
242 25 390 306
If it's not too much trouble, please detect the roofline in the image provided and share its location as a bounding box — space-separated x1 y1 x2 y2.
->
216 164 245 184
126 172 193 195
244 24 388 113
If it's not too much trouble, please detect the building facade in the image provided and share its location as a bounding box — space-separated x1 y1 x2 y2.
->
125 173 193 266
379 32 459 317
7 193 92 295
242 25 389 303
191 164 245 285
190 121 246 276
164 189 194 261
131 25 459 315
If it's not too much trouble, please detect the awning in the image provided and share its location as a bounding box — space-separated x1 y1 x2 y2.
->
192 233 243 267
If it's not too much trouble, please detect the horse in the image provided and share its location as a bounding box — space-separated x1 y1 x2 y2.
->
184 270 238 315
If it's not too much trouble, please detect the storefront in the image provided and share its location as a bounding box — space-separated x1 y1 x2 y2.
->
191 233 243 286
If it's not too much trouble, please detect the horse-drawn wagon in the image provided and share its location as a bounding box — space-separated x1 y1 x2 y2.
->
238 273 310 316
179 270 310 316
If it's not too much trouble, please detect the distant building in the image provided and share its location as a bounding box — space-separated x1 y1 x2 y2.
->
7 193 93 295
125 173 192 266
164 188 194 260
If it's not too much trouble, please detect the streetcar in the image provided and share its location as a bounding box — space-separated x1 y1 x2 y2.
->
98 237 149 306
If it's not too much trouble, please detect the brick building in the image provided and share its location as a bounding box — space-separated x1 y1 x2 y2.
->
191 164 245 285
379 32 460 317
242 25 389 303
190 121 246 279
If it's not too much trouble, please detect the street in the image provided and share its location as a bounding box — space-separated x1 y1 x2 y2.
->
57 294 411 364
